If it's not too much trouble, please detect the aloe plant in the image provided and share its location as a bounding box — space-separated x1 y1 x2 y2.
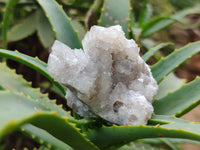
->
1 0 200 149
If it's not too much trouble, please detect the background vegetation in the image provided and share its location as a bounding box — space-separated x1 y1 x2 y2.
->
0 0 200 149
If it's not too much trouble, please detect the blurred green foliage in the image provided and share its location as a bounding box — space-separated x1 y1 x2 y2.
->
0 0 200 149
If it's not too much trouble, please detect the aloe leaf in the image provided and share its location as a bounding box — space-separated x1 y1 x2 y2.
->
61 0 76 5
141 138 181 150
40 81 65 99
0 56 93 126
0 49 66 96
165 138 200 149
0 63 71 118
139 138 200 146
38 146 50 150
71 20 86 40
7 8 54 48
6 8 54 48
141 7 200 38
0 0 35 4
22 124 73 150
138 1 153 25
7 11 37 42
1 0 19 48
151 41 200 83
141 16 173 38
159 138 180 150
159 139 181 150
150 115 200 130
0 63 94 127
36 9 54 48
0 50 96 126
117 142 166 150
142 42 173 62
37 0 82 49
138 138 200 150
99 0 131 37
0 91 100 150
153 77 200 117
85 115 200 149
155 73 186 99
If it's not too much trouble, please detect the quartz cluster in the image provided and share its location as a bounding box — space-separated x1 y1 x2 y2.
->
47 25 158 125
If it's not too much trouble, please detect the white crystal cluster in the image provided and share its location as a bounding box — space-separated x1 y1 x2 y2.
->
47 25 158 125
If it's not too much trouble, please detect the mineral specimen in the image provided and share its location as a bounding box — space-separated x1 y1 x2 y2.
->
47 25 158 125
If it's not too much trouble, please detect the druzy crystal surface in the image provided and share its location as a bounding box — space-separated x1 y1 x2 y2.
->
47 25 158 125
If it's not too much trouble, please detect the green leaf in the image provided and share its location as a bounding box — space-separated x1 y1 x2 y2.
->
141 16 172 38
0 49 66 96
117 142 166 150
159 138 180 150
138 138 200 150
36 9 54 48
0 53 94 126
140 38 157 50
71 20 86 40
0 63 96 143
0 91 100 150
142 42 173 62
150 115 200 131
37 0 82 49
38 146 50 150
40 81 65 99
141 7 200 38
22 124 73 150
138 1 153 25
153 77 200 117
164 138 200 148
99 0 131 37
155 73 186 99
58 0 75 5
1 0 19 48
151 41 200 83
139 138 200 146
86 115 200 150
0 0 35 4
7 9 54 48
7 11 37 42
0 63 70 118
